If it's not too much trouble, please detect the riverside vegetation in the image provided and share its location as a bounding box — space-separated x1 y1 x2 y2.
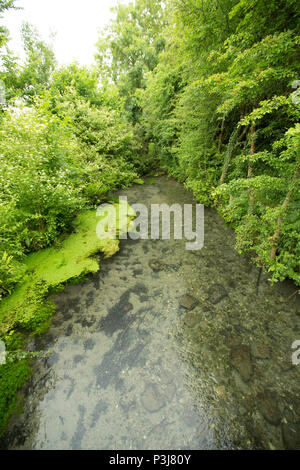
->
0 0 299 438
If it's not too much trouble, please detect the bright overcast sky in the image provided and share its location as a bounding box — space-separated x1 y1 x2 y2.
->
2 0 128 66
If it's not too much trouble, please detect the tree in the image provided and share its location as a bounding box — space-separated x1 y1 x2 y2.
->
96 0 166 122
1 22 56 104
0 0 16 49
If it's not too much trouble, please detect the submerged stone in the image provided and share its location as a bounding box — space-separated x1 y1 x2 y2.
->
207 284 228 304
257 389 281 426
230 344 252 382
179 294 198 311
224 331 242 348
251 341 270 359
185 311 201 327
148 259 166 271
141 383 166 413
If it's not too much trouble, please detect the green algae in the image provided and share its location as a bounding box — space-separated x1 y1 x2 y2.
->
0 204 134 335
0 202 135 436
133 178 145 185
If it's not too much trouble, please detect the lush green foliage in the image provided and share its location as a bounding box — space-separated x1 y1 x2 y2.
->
0 4 140 435
1 22 56 104
136 0 300 285
96 0 166 122
0 61 139 295
0 0 299 438
0 1 16 48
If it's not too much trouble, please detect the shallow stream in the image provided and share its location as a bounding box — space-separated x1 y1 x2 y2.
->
4 177 300 450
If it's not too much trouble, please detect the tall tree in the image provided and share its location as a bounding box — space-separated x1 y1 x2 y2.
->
0 0 16 49
96 0 166 122
1 22 56 104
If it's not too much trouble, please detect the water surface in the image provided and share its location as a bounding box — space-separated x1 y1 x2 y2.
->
4 177 300 450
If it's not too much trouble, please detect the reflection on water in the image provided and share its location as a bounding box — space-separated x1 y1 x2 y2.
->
3 177 300 450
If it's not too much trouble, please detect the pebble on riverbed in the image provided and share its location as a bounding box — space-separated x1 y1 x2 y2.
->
207 284 228 304
230 344 253 382
141 383 166 413
185 311 201 328
179 294 199 311
256 389 281 426
148 259 166 271
250 341 270 359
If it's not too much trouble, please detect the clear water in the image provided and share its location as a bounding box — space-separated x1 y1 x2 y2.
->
3 177 300 450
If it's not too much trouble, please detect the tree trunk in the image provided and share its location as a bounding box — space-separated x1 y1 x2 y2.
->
220 127 239 185
247 124 256 214
218 117 225 153
220 125 248 185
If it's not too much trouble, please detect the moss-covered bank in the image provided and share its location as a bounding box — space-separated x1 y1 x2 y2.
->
0 202 135 436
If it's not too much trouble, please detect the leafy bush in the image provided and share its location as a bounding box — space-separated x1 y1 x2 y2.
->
0 252 25 297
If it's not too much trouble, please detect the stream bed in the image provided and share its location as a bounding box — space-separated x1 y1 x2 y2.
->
3 177 300 450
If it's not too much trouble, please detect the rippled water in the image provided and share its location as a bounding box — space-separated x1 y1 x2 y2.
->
3 177 300 450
